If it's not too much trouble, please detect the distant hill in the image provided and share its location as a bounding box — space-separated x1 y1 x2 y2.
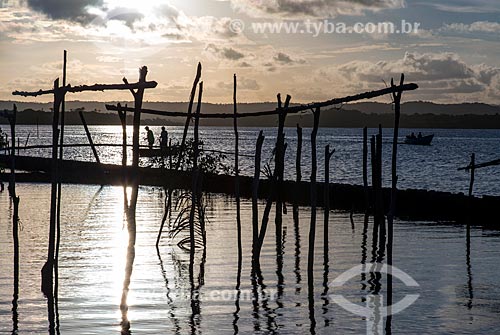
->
2 106 500 129
345 101 500 115
1 100 499 117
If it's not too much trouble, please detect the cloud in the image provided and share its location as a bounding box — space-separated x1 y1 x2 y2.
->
206 44 246 60
26 0 103 24
228 0 405 18
273 52 306 65
324 52 500 102
217 78 260 91
442 21 500 34
421 2 500 13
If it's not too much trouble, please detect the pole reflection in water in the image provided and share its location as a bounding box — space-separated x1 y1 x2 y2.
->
466 225 474 310
120 186 136 335
11 198 19 334
251 264 278 334
292 203 302 302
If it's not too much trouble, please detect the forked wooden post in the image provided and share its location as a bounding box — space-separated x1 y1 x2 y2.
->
78 110 100 164
275 94 291 252
251 131 265 263
42 78 63 298
386 74 404 333
176 63 202 170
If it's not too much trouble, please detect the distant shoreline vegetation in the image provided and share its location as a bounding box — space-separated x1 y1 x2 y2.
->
2 108 500 129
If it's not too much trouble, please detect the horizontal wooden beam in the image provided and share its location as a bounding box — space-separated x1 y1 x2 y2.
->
12 81 158 97
458 158 500 171
106 83 419 119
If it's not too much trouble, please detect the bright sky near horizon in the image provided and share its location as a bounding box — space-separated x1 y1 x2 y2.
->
0 0 499 104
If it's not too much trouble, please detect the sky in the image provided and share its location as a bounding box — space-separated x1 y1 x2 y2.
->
0 0 499 104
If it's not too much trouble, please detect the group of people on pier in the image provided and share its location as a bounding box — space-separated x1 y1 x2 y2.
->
144 126 169 150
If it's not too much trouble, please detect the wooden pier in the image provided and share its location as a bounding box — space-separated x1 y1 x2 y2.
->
2 154 499 226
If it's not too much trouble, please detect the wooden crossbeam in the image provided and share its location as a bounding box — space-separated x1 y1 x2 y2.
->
458 158 500 171
12 81 158 97
106 83 418 119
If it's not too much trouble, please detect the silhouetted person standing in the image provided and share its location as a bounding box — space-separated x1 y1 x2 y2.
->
145 126 155 149
160 126 168 150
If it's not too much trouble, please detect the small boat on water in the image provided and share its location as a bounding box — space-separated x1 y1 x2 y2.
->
404 134 434 145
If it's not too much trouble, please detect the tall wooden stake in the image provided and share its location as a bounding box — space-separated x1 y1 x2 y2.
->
189 81 203 279
42 78 63 297
296 124 303 185
78 110 100 164
233 74 242 260
8 105 17 197
117 103 128 168
252 131 265 264
386 74 404 334
363 126 369 209
468 153 475 197
308 107 320 334
55 49 67 308
176 63 202 170
275 94 291 254
324 145 334 263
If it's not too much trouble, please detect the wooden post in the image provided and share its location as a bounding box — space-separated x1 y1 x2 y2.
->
307 107 320 333
55 50 67 299
375 126 384 227
363 126 369 209
233 74 243 296
176 63 202 170
252 131 265 263
117 103 128 168
126 66 149 220
41 78 63 298
468 153 475 197
275 94 291 253
12 193 20 331
324 145 334 263
296 124 303 185
370 135 376 209
189 81 203 278
386 74 404 334
8 105 17 197
78 110 100 164
7 103 20 331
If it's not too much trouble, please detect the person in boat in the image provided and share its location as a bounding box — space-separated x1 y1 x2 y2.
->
410 132 416 139
144 126 155 149
418 132 422 139
160 126 168 151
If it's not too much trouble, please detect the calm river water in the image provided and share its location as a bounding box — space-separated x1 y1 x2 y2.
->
2 125 500 195
1 184 500 334
1 126 500 334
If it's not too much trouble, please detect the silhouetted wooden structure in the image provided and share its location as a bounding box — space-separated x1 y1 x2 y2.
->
13 50 498 334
